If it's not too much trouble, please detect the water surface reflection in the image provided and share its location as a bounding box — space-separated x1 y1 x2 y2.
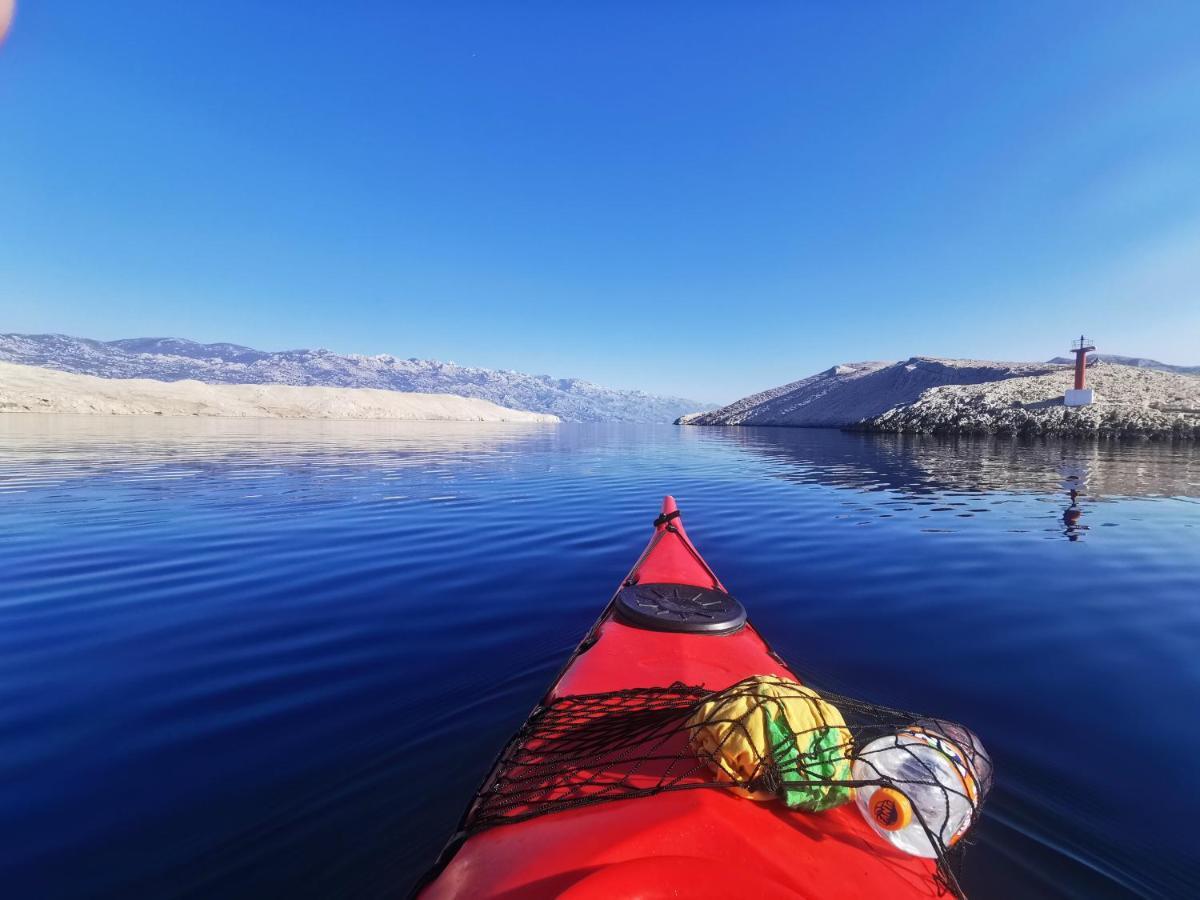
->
717 427 1200 499
0 418 1197 899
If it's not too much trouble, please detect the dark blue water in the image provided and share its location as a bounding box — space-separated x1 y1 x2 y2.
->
1 417 1197 899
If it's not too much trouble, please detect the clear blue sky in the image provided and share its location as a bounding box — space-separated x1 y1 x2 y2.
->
2 3 1198 401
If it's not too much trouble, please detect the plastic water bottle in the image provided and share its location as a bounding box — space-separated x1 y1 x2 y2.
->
851 720 992 858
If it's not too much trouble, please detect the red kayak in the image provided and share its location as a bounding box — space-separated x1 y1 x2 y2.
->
415 497 956 899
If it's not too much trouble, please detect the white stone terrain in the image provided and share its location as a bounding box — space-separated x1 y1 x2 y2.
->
0 333 707 423
1046 354 1200 376
681 357 1200 438
679 358 1057 427
0 361 559 423
865 362 1200 438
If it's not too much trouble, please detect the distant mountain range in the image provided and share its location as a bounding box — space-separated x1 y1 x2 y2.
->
1045 354 1200 375
0 334 709 423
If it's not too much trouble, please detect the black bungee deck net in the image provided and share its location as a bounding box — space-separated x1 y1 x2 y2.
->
464 677 993 898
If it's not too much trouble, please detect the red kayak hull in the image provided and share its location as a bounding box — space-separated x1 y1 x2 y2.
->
418 497 941 898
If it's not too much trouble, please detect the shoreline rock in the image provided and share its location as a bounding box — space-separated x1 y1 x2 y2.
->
858 364 1199 439
0 361 560 423
677 358 1058 427
0 332 705 423
678 358 1200 439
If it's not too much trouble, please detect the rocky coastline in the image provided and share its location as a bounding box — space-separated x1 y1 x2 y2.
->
0 361 560 423
679 358 1200 439
859 364 1200 438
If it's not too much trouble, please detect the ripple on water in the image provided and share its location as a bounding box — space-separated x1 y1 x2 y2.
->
0 418 1197 898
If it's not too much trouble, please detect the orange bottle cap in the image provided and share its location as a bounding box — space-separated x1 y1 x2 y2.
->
869 788 913 832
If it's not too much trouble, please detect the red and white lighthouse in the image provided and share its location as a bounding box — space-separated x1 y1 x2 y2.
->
1065 335 1095 407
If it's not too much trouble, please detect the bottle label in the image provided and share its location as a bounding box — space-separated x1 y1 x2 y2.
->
904 728 978 844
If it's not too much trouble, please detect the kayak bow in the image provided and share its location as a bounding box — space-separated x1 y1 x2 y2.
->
415 497 945 899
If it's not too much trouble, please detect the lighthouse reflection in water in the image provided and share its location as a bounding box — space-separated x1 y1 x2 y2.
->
1059 455 1090 541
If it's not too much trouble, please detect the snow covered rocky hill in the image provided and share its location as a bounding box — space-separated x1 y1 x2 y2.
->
0 334 707 423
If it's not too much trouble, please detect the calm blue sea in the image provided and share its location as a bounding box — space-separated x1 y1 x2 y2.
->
1 417 1197 899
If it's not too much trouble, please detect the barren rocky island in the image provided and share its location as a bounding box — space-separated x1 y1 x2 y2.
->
680 357 1200 439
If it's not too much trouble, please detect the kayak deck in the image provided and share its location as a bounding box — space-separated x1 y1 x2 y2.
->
416 497 943 899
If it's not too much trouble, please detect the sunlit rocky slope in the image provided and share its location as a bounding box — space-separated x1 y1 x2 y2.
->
863 362 1200 438
0 361 559 423
680 358 1200 438
1045 354 1200 376
0 334 706 423
679 358 1057 427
